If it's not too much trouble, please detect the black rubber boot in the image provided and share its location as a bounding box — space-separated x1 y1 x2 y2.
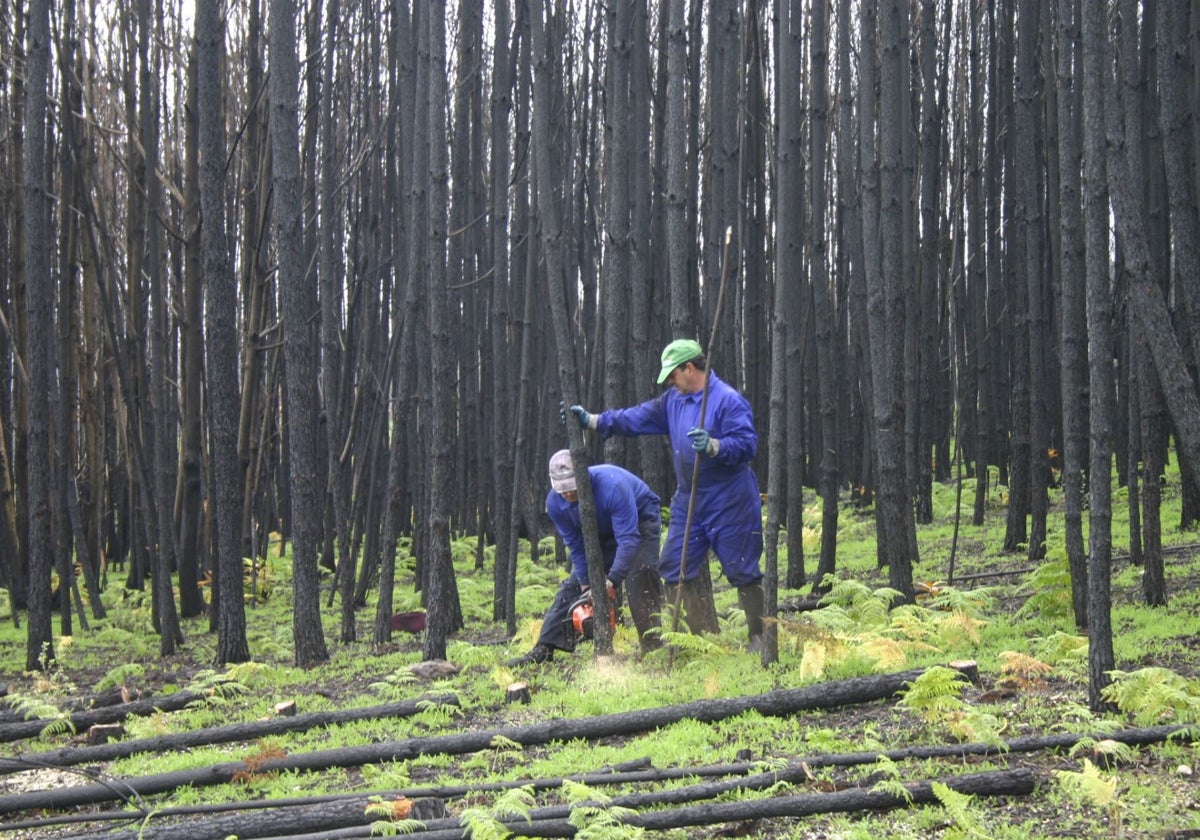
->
738 583 765 652
506 643 554 666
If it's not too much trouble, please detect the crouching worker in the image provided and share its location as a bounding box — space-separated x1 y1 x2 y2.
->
507 450 665 665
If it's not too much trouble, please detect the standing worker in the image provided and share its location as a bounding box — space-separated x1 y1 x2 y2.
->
508 450 666 665
568 339 765 651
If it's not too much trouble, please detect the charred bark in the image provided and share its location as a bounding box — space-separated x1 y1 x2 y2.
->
0 664 976 813
0 694 458 774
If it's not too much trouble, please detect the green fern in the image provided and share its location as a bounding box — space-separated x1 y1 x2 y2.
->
368 818 424 836
560 781 643 839
93 663 145 693
819 577 904 627
900 666 970 717
364 796 426 835
40 715 75 739
924 585 997 616
3 692 63 722
870 777 912 803
570 804 643 839
1102 667 1200 725
932 781 993 839
1068 737 1137 768
186 667 250 700
1030 632 1089 683
1017 557 1073 620
458 785 536 840
490 734 524 751
1055 758 1119 808
369 669 419 698
414 700 461 726
658 630 726 658
866 756 912 802
900 667 1003 745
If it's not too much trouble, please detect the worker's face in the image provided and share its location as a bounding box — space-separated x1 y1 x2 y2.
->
560 490 579 504
666 362 701 395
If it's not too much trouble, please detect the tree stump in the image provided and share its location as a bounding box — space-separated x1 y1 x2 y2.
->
949 659 979 684
505 683 531 705
87 724 125 746
274 700 297 717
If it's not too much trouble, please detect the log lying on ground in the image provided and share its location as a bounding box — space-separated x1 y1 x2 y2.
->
92 720 1200 830
1 758 657 836
0 689 213 745
65 762 1033 840
0 664 970 814
25 722 1192 838
0 686 143 727
0 693 459 776
241 768 1037 840
487 767 1036 840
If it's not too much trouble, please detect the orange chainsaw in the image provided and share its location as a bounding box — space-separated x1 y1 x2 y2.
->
563 586 617 648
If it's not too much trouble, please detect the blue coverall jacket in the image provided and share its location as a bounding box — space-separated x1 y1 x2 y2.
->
545 463 662 587
538 464 662 652
593 372 764 587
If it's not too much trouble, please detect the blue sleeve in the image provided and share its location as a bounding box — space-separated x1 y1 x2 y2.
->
594 474 641 586
546 492 588 584
709 385 757 466
595 393 670 439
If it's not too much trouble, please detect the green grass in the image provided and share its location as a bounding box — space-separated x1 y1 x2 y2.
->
2 459 1200 838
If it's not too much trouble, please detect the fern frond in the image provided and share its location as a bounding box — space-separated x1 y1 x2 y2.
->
926 585 997 616
932 781 991 838
658 630 725 657
93 663 146 693
561 779 605 805
870 777 912 802
3 693 62 722
1055 759 1117 807
491 784 537 819
1102 667 1200 725
798 641 828 681
859 636 907 672
39 716 75 739
490 734 524 752
1017 558 1074 620
934 610 986 646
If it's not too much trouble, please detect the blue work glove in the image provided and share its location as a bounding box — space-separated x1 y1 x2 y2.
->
687 427 720 456
569 405 596 430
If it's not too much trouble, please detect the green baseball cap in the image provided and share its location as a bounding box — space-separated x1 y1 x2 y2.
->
657 339 704 383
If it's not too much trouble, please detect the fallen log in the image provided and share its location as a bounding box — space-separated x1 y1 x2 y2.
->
0 686 143 727
63 759 1031 840
0 689 212 745
42 758 657 835
0 664 971 814
242 768 1037 840
0 757 656 836
40 719 1195 838
3 711 1187 824
0 693 460 776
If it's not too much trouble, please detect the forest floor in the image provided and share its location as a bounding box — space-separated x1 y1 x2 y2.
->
2 486 1200 839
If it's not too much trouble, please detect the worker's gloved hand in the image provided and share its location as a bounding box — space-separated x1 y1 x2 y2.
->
687 427 720 456
605 579 617 600
569 405 596 430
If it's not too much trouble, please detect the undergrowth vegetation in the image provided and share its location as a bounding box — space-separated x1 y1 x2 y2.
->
0 469 1199 838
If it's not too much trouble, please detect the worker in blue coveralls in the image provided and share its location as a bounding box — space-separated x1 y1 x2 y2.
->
507 450 666 665
568 338 765 651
